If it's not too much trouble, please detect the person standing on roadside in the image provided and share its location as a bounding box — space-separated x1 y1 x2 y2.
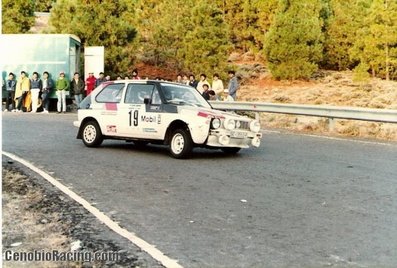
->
15 71 30 112
132 69 141 80
182 74 189 85
212 73 224 101
188 74 198 89
196 74 211 94
41 71 53 113
227 70 239 101
56 71 70 113
70 72 85 107
30 72 43 113
85 72 96 96
175 74 184 84
4 72 16 112
95 72 106 87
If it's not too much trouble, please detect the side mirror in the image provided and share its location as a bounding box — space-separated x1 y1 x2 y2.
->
144 97 151 105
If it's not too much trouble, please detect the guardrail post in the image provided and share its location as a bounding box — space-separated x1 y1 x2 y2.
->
329 118 335 132
255 112 260 121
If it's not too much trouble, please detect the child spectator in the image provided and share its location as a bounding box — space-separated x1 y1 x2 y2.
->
202 84 216 101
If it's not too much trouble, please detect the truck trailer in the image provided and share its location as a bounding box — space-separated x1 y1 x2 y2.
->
1 34 82 109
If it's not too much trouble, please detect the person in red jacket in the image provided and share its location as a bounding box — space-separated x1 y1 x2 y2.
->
85 72 96 96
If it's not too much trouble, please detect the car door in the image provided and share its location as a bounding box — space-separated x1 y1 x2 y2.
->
118 82 163 139
94 82 125 137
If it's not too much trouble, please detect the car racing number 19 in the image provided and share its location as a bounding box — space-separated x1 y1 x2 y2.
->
129 110 139 127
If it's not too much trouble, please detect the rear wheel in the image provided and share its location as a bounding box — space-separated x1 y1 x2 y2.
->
82 121 103 147
221 147 241 154
169 128 193 159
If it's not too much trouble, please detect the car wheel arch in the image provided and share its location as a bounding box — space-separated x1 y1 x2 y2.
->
164 120 190 145
77 117 100 139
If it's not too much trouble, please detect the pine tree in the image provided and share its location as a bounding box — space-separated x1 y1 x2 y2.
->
49 0 137 76
323 0 371 70
2 0 35 33
264 0 324 80
34 0 54 12
135 0 195 69
179 0 231 76
351 0 397 80
252 0 279 52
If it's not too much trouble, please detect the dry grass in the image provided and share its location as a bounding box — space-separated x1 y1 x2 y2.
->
238 71 397 141
2 168 71 268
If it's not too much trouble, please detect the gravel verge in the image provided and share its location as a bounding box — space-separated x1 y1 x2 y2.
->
2 157 164 268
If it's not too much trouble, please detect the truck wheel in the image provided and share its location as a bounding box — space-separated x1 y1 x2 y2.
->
169 128 193 159
221 147 241 154
82 121 103 147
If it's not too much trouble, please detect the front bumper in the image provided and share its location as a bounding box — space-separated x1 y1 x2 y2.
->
206 129 262 148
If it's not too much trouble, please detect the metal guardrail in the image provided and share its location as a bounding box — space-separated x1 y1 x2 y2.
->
209 101 397 124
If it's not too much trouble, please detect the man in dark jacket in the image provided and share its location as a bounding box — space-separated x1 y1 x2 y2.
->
227 70 239 101
70 72 85 107
95 72 106 87
5 72 16 112
41 71 53 113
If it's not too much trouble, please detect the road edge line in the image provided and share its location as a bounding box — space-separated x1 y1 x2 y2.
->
2 151 183 268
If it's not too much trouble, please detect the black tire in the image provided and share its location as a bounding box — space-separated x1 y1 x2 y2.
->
81 121 103 147
169 128 193 159
133 140 149 148
221 147 241 154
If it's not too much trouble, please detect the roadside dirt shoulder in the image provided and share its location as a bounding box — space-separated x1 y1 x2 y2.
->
2 158 164 268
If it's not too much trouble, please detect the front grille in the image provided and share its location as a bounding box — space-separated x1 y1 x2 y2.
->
237 121 250 130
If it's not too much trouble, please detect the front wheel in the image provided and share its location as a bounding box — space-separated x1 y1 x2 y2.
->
169 128 193 159
221 147 241 154
82 121 103 147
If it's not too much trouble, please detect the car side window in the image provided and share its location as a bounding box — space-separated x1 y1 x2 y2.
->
125 84 155 104
95 83 124 103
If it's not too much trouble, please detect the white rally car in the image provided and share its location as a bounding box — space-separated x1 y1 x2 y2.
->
74 80 262 158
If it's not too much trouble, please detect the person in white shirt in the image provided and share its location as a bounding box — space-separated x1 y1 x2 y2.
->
211 73 224 100
196 73 211 94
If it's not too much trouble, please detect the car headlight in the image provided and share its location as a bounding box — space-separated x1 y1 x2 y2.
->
211 118 221 129
224 119 236 130
250 120 261 132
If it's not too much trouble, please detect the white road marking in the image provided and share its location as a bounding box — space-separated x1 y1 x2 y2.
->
262 130 397 147
2 151 183 268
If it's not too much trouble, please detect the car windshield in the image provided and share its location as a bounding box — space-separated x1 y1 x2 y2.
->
161 83 211 108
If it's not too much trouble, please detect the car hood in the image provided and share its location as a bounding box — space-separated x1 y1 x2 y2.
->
178 105 251 121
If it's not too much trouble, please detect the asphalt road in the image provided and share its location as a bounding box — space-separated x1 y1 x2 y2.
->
2 113 397 267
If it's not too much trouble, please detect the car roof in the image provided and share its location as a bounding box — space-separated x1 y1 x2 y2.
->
113 80 189 86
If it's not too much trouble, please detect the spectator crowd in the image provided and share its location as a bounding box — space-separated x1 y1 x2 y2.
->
2 68 239 113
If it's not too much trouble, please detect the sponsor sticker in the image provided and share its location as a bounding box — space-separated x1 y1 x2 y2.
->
106 125 117 133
